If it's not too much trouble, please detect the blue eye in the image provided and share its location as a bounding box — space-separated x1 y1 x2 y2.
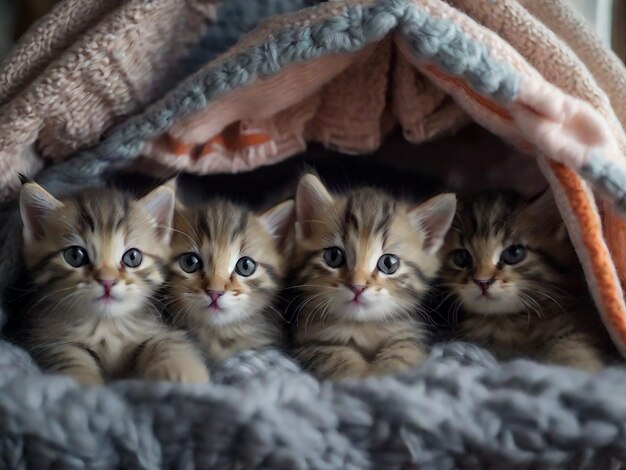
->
122 249 143 268
179 253 202 273
235 257 257 277
452 249 472 269
377 254 399 274
323 247 345 268
501 245 527 265
63 246 89 268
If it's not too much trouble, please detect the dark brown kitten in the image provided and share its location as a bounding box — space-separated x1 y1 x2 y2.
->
440 190 610 370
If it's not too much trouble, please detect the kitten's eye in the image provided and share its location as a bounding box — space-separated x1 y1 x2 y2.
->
452 249 472 269
377 254 399 274
235 256 257 277
501 244 527 265
63 246 89 268
122 248 143 268
179 253 202 273
323 247 345 268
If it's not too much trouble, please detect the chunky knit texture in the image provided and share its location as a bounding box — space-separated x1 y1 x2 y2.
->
2 341 626 468
1 1 626 467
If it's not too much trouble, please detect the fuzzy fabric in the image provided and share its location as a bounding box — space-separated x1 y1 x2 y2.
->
1 1 626 467
2 341 626 469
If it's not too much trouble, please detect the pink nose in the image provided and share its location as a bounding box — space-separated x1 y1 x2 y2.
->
474 278 495 294
207 290 224 304
348 284 366 299
98 279 117 295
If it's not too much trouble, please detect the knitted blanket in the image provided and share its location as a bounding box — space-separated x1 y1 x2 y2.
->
1 0 626 467
3 340 626 468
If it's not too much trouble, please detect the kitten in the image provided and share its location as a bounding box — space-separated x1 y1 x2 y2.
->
440 190 609 370
164 198 294 362
19 182 209 385
290 174 457 380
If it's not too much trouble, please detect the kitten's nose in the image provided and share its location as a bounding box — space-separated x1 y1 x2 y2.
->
98 279 117 295
348 284 366 299
207 290 224 304
473 278 495 294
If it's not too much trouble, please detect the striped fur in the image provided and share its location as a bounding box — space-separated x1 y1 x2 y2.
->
440 190 610 370
19 183 208 385
290 174 456 379
165 199 293 362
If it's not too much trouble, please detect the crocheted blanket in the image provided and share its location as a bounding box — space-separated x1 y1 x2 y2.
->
1 0 626 466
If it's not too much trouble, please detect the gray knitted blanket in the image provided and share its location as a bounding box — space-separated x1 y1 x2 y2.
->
1 1 626 468
2 339 626 469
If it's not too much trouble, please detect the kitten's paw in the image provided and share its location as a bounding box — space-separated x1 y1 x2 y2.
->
545 341 604 372
142 359 210 384
67 370 105 386
374 346 426 375
317 360 373 380
374 355 425 376
324 365 372 380
574 356 604 372
551 353 604 372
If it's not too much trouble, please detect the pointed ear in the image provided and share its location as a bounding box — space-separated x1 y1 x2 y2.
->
295 174 334 239
19 182 64 243
138 186 175 244
525 188 567 240
259 199 295 252
163 177 178 193
407 193 457 255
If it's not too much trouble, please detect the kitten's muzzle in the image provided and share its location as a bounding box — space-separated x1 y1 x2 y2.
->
347 284 366 303
206 290 224 310
97 279 117 297
473 278 495 295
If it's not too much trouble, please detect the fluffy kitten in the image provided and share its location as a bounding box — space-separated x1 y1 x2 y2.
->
440 190 609 370
19 182 209 385
165 198 294 362
290 174 457 380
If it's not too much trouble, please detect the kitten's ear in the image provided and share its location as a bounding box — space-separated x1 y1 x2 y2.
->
525 188 567 240
163 177 177 194
138 186 175 244
19 182 64 243
295 174 334 239
163 176 187 210
259 199 295 252
407 193 457 255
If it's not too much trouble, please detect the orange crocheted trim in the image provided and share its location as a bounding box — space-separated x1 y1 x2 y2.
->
423 64 513 123
162 122 272 160
603 205 626 289
164 134 194 156
551 161 626 345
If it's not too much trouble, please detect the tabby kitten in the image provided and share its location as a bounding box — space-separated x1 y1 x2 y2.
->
165 198 294 362
19 182 209 385
440 190 608 370
290 174 457 379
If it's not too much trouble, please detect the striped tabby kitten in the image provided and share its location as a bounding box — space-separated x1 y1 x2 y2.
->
440 190 608 370
165 199 294 362
290 174 456 379
19 183 209 385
